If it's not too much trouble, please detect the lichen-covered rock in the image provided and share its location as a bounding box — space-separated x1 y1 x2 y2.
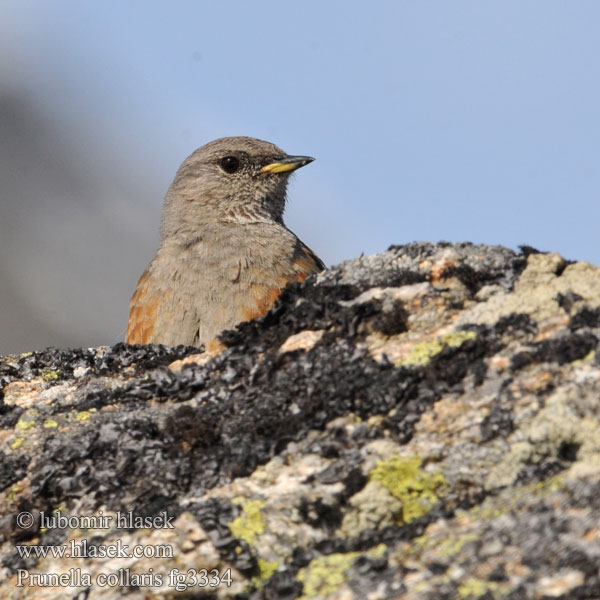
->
1 242 599 599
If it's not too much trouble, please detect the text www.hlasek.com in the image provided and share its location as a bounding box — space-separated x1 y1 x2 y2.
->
16 538 172 560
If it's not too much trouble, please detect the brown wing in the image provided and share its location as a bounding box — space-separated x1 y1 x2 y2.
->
291 239 325 282
242 239 325 321
126 269 171 344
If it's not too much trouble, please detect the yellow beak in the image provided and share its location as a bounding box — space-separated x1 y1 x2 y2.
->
260 155 315 174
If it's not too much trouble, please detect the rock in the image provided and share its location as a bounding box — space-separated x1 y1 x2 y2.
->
1 242 599 599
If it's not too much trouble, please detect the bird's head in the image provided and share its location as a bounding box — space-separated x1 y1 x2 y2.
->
161 136 314 239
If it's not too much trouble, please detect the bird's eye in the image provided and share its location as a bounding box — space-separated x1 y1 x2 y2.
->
220 155 240 174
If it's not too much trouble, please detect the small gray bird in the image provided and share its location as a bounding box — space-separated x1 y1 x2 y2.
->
126 136 324 349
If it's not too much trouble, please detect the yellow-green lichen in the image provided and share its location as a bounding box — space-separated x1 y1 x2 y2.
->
7 483 24 501
297 551 359 598
369 456 446 524
75 410 94 422
438 533 479 558
15 419 36 432
399 330 477 367
42 369 60 382
228 499 266 545
10 437 25 450
251 558 279 588
258 558 278 580
573 349 596 364
297 545 385 599
457 578 507 599
43 420 59 428
40 503 68 534
407 530 478 559
407 532 429 554
367 543 386 558
474 475 566 522
533 475 566 493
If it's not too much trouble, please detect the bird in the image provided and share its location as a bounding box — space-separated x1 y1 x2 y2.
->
126 136 324 349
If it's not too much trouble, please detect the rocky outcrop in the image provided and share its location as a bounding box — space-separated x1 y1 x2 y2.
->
1 242 599 599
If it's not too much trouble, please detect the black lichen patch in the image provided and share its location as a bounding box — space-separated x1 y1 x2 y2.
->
313 460 367 498
441 264 486 295
480 387 515 442
514 459 567 486
557 292 584 314
494 313 538 338
365 298 409 336
376 269 429 289
387 242 439 258
570 307 600 331
388 242 527 293
0 398 22 429
515 441 582 486
423 333 492 389
5 344 198 387
191 498 257 576
0 361 22 427
557 441 581 463
286 509 445 574
298 497 343 532
0 451 30 491
518 245 543 257
0 360 18 388
219 283 364 350
511 333 598 370
96 343 199 374
163 404 220 448
15 347 97 381
443 258 528 296
259 569 303 600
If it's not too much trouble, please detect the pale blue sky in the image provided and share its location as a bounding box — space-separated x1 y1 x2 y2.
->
1 1 599 351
